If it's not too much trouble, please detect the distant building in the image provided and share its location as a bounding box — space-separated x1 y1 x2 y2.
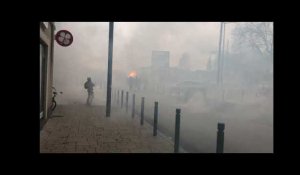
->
137 50 216 94
151 50 170 68
178 53 191 70
40 22 56 121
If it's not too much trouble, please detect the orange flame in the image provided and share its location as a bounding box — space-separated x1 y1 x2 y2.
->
128 70 137 78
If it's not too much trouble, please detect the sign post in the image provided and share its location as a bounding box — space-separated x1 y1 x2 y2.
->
106 22 114 117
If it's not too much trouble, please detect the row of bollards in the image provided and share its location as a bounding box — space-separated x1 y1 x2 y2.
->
113 88 225 153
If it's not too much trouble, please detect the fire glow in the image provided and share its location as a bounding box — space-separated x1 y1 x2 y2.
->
128 70 137 78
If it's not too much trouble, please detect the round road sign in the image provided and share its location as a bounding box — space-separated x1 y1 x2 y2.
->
55 30 73 47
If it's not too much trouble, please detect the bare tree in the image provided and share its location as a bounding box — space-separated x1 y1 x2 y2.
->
232 22 273 59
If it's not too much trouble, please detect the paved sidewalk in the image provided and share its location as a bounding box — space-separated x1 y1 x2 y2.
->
40 104 174 153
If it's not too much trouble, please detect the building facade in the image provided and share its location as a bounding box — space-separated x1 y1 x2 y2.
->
40 22 55 121
151 50 170 68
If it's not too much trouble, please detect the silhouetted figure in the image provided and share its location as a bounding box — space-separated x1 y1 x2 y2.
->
84 77 95 106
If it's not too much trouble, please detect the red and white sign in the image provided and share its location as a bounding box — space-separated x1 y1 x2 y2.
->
55 30 73 47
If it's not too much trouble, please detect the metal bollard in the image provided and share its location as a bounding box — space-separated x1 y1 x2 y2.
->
114 89 117 103
111 88 113 101
153 102 158 136
131 94 135 118
126 91 129 113
121 90 124 108
115 90 117 103
216 123 225 153
112 89 114 102
117 90 119 105
140 97 145 125
113 89 115 103
174 108 181 153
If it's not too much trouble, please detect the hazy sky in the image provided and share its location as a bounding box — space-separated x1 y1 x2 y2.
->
53 22 236 88
54 22 235 71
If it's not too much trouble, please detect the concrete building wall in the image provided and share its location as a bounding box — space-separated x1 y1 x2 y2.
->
40 22 55 119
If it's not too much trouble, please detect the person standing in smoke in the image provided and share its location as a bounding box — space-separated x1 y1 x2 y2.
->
84 77 95 106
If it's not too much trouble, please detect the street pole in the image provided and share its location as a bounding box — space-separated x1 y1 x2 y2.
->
221 22 233 87
106 22 114 117
217 22 224 85
220 23 226 85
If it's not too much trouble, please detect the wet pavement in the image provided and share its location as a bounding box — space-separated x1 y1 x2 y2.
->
40 104 174 153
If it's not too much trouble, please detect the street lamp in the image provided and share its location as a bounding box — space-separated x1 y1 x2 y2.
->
217 22 235 102
217 22 224 85
218 22 234 85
